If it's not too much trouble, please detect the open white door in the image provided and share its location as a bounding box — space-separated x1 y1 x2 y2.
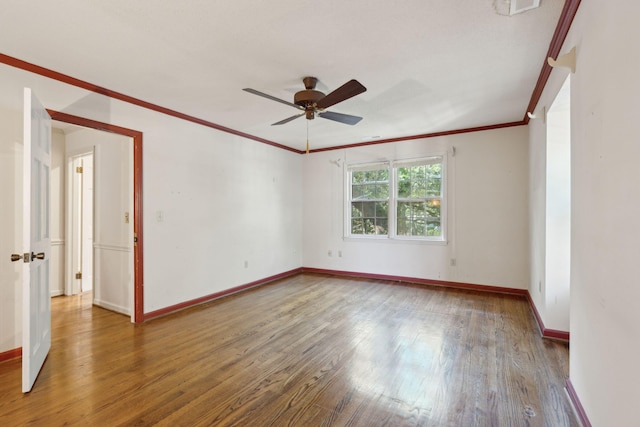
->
22 88 52 392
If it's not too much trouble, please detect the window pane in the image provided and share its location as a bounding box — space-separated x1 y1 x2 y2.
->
427 201 441 236
427 220 441 237
374 184 387 199
413 219 426 236
363 218 377 234
427 177 441 197
364 170 377 182
397 201 440 237
426 164 442 197
352 167 389 201
352 184 363 199
397 201 408 218
362 202 375 217
411 180 426 198
412 202 426 218
398 164 440 199
366 184 378 199
375 218 388 234
398 167 411 197
413 166 426 181
397 202 410 235
350 165 390 236
398 183 410 198
426 199 441 218
351 197 388 235
352 202 363 218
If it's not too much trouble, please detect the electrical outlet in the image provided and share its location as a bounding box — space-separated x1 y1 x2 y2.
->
538 280 542 292
244 260 248 268
328 250 332 257
450 258 456 267
338 250 342 258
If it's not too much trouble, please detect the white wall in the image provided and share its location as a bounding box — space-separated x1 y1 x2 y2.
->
303 126 530 289
50 128 65 297
529 0 640 424
141 121 303 312
0 69 303 352
0 109 22 353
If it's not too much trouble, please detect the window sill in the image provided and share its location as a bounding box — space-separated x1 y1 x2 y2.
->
343 236 448 246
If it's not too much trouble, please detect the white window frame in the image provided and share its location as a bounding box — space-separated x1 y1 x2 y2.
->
345 161 390 240
344 155 446 243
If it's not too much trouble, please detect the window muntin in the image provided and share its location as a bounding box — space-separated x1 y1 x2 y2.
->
347 157 445 241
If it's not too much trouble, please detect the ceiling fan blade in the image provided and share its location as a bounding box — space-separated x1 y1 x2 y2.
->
243 88 302 110
318 111 363 125
272 113 305 126
315 79 366 109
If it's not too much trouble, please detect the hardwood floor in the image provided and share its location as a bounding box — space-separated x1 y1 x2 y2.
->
0 274 578 426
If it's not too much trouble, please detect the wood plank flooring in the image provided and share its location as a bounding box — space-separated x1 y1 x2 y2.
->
0 273 578 426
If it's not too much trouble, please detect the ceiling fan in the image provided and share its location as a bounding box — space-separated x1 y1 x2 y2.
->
243 77 367 126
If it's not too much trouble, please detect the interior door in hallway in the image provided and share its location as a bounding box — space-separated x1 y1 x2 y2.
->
70 152 94 294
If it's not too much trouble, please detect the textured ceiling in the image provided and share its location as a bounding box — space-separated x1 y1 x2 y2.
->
0 0 564 151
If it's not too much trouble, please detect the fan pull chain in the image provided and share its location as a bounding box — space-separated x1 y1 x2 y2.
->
306 120 310 154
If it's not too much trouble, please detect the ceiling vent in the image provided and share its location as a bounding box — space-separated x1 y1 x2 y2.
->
493 0 541 16
510 0 541 15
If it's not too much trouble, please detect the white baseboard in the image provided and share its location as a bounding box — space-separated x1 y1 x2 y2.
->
93 299 130 316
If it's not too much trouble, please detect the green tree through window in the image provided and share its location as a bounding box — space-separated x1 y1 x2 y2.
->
396 163 442 237
351 168 389 235
348 157 444 240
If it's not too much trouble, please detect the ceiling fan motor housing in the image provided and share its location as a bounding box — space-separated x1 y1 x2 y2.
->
294 89 324 107
294 76 324 119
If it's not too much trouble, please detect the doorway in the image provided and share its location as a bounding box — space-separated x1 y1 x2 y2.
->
50 110 144 323
62 126 133 317
544 76 571 330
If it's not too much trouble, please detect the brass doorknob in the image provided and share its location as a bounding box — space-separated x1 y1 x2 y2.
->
31 252 45 261
11 254 22 262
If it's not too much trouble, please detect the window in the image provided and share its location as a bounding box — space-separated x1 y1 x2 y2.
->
347 156 445 241
395 158 443 238
350 163 389 235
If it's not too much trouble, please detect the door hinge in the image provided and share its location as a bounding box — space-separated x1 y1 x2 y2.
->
75 272 82 279
76 166 83 173
134 233 138 246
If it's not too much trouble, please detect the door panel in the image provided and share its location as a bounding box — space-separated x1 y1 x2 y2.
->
22 88 52 393
81 156 94 292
